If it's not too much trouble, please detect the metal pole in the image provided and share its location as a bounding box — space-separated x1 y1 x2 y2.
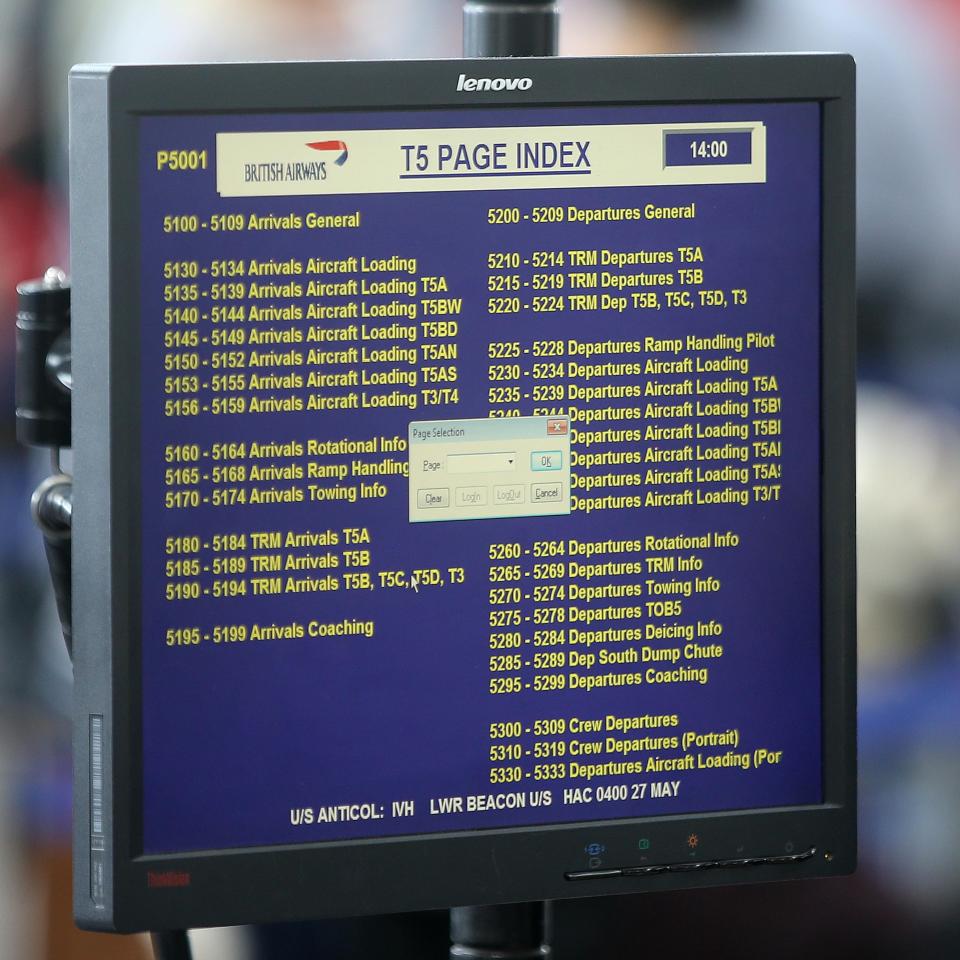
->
463 0 559 58
150 931 194 960
451 5 559 956
450 901 552 959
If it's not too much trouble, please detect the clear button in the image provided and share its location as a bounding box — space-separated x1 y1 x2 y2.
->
417 488 449 509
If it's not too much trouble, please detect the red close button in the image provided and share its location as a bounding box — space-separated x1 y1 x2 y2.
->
547 418 568 436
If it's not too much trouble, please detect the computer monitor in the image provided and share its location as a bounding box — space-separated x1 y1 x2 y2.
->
69 54 856 933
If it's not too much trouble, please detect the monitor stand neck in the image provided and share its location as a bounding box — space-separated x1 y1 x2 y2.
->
151 931 193 960
451 902 552 960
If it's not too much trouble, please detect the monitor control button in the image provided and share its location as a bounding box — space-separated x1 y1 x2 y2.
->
622 864 668 877
719 848 815 868
565 868 623 881
768 850 815 864
566 846 818 883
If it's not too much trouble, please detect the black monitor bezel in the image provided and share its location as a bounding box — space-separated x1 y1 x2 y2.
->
70 54 856 933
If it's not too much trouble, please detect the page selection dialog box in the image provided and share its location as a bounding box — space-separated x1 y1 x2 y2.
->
409 416 571 522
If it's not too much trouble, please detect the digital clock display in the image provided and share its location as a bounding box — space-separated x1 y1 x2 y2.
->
664 130 753 167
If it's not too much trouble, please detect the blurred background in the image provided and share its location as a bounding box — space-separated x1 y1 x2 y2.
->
2 0 959 957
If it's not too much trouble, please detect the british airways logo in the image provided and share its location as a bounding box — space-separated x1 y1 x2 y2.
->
457 74 533 92
241 139 348 185
306 139 349 165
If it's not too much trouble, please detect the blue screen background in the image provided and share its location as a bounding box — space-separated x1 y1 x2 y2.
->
138 102 822 854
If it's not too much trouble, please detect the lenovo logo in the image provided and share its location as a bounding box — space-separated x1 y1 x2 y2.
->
457 74 533 92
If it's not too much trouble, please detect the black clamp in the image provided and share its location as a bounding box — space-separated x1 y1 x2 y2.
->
15 267 73 654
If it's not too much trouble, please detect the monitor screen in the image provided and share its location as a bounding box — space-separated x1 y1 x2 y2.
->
139 100 822 855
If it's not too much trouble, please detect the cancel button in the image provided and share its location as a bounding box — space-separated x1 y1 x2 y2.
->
531 482 563 503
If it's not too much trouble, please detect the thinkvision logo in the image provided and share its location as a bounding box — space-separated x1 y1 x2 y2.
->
457 74 533 92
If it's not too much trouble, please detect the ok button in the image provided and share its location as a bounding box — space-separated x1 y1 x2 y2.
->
531 451 563 472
